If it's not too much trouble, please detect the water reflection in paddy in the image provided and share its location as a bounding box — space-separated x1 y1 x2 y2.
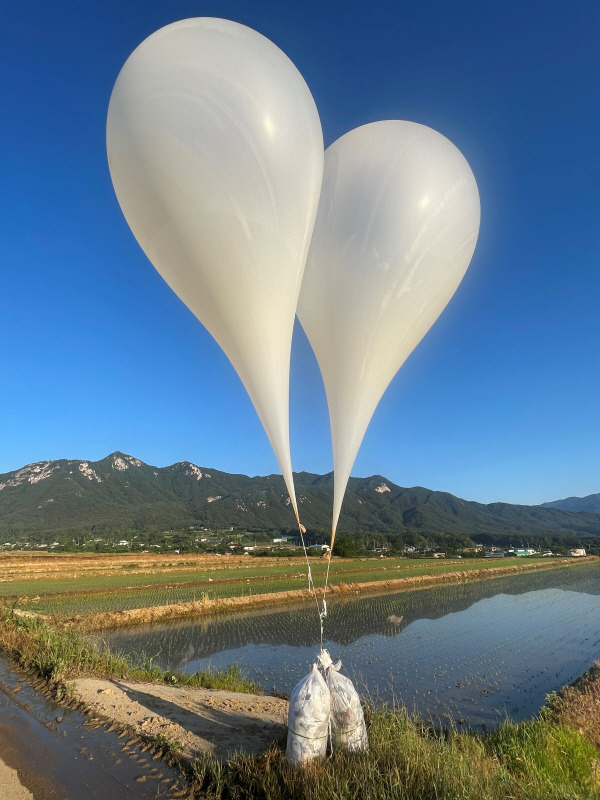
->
97 562 600 729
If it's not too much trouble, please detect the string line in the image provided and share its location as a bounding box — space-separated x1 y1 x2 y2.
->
296 519 325 646
295 516 337 650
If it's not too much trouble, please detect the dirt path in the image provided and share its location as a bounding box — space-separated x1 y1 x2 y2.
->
0 744 34 800
72 678 288 763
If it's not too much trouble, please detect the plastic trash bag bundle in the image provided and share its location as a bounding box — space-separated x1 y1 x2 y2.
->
286 663 331 765
318 649 368 752
327 661 368 751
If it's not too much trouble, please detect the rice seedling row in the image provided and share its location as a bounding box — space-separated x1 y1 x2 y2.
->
2 556 560 619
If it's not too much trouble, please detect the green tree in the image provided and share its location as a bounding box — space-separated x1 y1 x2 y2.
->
333 537 358 558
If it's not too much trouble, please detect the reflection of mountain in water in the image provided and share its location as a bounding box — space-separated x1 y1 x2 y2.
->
99 562 600 672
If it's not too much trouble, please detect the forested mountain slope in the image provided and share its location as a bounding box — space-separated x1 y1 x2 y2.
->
1 452 599 540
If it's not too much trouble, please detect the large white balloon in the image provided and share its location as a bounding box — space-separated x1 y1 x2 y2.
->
107 19 323 520
297 121 480 546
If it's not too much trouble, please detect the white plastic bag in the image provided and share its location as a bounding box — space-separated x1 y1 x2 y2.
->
286 663 331 765
326 659 368 752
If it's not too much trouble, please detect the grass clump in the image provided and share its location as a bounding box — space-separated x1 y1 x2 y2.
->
0 604 129 679
189 708 599 800
127 662 259 693
545 662 600 751
151 733 182 755
486 719 598 798
184 663 259 692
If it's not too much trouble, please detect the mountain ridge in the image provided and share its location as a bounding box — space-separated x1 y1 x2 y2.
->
541 493 600 514
1 452 599 542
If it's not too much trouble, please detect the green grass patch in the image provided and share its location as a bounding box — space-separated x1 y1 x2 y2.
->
150 733 182 754
190 709 599 800
484 719 598 797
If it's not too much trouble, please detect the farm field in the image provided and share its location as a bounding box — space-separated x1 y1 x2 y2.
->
0 551 593 625
97 560 600 727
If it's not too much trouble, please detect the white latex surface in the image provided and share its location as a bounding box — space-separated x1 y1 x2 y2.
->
107 18 323 519
297 121 480 545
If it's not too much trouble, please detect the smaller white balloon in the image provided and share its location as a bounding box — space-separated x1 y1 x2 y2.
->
297 121 480 547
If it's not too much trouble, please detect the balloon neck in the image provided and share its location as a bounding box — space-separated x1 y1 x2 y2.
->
329 527 337 553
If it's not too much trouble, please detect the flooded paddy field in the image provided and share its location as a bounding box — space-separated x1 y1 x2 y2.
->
97 561 600 730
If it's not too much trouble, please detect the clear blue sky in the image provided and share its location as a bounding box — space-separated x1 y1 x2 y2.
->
2 0 598 505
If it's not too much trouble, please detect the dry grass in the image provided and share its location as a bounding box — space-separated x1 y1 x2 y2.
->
3 552 594 586
547 661 600 750
0 552 312 583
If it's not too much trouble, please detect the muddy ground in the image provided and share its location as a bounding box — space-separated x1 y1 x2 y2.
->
72 677 288 763
0 741 33 800
0 670 287 799
0 655 191 800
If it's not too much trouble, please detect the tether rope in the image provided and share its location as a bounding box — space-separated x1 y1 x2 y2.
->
296 519 326 648
295 516 335 651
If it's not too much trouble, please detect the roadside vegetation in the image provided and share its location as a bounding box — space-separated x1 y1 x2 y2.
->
1 606 598 799
546 662 600 751
0 605 259 692
190 707 599 800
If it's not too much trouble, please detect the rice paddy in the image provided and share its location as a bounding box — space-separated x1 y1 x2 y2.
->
0 552 579 622
1 551 598 729
95 560 600 729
